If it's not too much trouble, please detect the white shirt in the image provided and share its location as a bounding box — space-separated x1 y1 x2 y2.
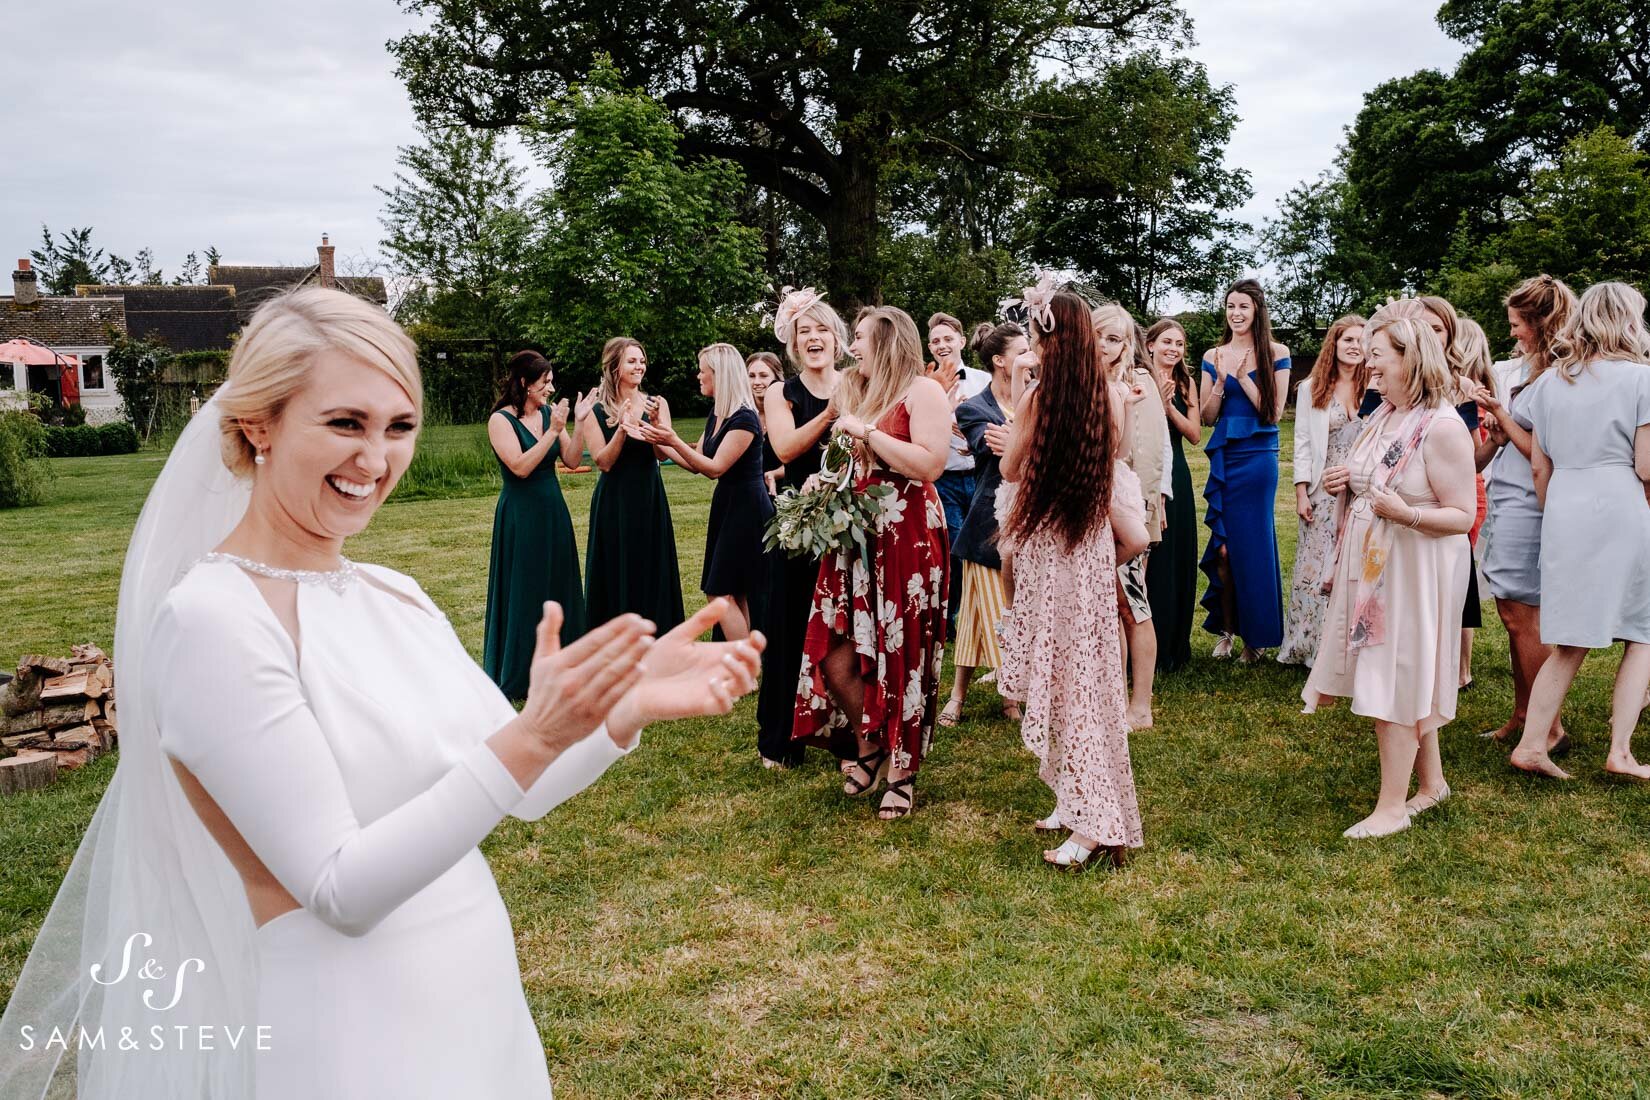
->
945 366 994 473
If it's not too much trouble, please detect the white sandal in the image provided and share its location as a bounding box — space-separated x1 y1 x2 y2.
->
1212 633 1235 659
1043 838 1100 871
1032 809 1063 833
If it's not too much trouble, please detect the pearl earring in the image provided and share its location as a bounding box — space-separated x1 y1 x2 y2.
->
255 451 267 466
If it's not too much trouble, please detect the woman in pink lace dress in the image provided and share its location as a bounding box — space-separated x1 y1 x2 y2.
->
999 288 1151 871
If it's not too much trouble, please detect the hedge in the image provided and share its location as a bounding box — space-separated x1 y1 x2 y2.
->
43 422 140 458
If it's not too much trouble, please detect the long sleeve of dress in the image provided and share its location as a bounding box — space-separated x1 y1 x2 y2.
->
1293 386 1317 487
153 586 625 938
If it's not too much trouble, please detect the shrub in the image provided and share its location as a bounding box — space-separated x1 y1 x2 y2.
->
106 335 173 441
390 431 501 501
43 422 139 458
0 407 53 508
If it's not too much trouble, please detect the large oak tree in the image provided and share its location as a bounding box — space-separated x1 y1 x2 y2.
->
390 0 1188 306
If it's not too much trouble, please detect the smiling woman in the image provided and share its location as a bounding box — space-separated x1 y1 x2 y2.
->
0 287 765 1099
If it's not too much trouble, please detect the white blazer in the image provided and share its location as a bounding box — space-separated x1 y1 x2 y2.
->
1291 383 1334 493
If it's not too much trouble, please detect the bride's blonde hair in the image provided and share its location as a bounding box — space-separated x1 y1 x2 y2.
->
216 287 420 478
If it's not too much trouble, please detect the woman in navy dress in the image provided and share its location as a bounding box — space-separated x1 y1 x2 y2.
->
646 343 774 640
1197 279 1291 662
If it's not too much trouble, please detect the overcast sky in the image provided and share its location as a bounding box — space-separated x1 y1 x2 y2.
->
4 1 1466 284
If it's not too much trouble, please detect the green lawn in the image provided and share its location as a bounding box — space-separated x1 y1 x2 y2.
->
3 422 1650 1098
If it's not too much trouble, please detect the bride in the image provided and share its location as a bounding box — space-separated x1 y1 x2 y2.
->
0 287 763 1098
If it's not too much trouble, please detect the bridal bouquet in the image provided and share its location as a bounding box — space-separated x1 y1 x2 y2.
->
763 433 893 565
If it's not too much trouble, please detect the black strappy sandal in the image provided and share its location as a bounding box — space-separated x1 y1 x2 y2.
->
842 749 889 798
877 777 915 820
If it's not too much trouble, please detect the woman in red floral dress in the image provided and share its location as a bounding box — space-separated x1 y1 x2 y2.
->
793 306 954 819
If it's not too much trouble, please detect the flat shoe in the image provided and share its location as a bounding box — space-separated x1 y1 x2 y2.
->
1406 784 1451 818
1343 815 1411 840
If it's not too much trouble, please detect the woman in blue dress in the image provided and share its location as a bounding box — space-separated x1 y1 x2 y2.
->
1197 279 1291 663
645 343 774 640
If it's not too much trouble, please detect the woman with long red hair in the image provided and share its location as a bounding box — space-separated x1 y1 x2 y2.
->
998 288 1150 872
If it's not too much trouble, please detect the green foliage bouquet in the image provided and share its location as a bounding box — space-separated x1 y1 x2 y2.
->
763 433 894 568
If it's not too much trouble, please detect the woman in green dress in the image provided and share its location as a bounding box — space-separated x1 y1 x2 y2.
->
483 350 590 699
580 337 686 633
1144 318 1201 672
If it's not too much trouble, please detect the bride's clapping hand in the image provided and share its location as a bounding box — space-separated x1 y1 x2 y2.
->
608 599 765 743
521 604 655 752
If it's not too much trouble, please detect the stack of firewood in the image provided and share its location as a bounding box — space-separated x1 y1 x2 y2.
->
0 645 118 796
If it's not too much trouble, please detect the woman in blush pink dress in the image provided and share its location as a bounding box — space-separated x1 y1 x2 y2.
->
1303 311 1476 840
998 287 1150 872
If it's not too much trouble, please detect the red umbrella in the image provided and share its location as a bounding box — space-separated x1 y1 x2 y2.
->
0 339 78 367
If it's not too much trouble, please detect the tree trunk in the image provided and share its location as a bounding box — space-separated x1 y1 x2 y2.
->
822 147 882 311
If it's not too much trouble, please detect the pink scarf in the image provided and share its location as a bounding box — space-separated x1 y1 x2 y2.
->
1322 401 1439 650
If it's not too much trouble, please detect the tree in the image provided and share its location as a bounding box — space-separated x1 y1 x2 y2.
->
378 123 531 342
1436 127 1650 343
1017 51 1252 313
173 252 202 286
880 230 1027 338
133 248 163 285
1336 0 1650 289
513 64 767 402
390 0 1188 306
1260 171 1396 331
30 226 111 295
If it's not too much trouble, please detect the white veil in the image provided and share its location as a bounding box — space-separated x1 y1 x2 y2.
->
0 392 260 1098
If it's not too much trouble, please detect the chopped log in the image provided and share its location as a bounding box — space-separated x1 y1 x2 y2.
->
40 673 92 702
84 699 100 721
52 747 94 770
50 725 94 750
18 656 71 677
1 670 41 717
95 665 114 692
91 718 117 750
1 731 50 751
103 703 117 731
70 644 107 664
39 703 87 731
0 710 45 737
0 753 59 795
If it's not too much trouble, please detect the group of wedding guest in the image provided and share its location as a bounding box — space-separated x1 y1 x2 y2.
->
481 269 1650 853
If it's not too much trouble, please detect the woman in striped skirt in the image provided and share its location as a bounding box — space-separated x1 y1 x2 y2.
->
942 320 1029 724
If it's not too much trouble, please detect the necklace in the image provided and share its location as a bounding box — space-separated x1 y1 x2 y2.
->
197 552 359 594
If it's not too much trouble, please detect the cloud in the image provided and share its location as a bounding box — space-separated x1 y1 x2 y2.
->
2 1 423 271
1179 0 1468 232
4 1 1468 297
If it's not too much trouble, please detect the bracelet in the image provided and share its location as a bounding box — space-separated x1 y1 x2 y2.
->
863 425 876 443
1407 505 1423 529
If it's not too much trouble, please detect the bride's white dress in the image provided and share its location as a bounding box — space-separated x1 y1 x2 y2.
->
149 555 628 1098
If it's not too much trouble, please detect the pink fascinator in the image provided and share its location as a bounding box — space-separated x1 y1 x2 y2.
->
1001 270 1059 332
772 286 826 344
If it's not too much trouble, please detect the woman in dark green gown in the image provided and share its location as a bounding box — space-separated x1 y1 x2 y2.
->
1144 319 1201 672
580 337 686 633
483 351 587 699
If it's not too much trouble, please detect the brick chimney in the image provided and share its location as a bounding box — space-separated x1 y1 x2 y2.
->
317 233 336 289
13 258 39 306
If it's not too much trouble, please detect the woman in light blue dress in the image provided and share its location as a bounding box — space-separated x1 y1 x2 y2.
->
1476 275 1577 750
1507 282 1650 781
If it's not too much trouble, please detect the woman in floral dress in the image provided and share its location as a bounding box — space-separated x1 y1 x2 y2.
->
1279 315 1367 666
998 288 1151 872
793 307 953 820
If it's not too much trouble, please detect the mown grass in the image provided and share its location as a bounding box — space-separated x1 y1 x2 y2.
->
3 422 1650 1098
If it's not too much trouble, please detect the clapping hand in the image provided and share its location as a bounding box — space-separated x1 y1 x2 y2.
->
549 398 571 436
520 605 655 752
608 600 765 741
1157 374 1176 407
574 388 599 422
983 422 1011 457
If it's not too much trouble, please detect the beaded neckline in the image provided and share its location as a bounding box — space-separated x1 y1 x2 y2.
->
197 552 360 594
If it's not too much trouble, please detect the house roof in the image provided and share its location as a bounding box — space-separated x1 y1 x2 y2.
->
0 295 127 348
209 264 388 323
75 284 239 352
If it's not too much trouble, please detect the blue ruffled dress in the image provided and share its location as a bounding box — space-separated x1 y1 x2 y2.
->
1198 355 1291 648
